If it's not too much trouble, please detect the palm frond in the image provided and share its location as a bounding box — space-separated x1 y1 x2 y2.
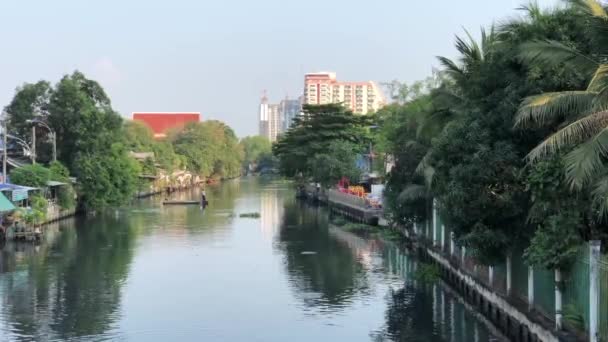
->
455 30 481 64
563 128 608 189
415 152 435 187
591 174 608 218
398 184 428 203
569 0 608 19
517 1 543 20
436 56 464 79
519 40 599 72
515 91 596 128
527 110 608 161
587 64 608 92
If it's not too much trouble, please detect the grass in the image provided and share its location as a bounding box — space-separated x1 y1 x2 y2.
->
239 212 261 218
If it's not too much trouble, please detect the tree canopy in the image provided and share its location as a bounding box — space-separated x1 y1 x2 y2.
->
372 1 603 267
4 71 243 208
273 103 371 180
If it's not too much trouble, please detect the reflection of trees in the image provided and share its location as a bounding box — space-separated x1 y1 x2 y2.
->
0 214 140 340
277 201 369 310
371 284 441 342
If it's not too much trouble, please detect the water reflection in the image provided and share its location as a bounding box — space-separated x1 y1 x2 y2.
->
277 202 370 312
0 215 138 341
0 178 503 341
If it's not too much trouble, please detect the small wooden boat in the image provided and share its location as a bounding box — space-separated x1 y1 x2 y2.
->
162 200 201 205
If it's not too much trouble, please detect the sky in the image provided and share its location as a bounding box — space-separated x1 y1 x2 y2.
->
0 0 560 137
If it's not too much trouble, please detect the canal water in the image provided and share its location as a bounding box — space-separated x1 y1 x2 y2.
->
0 177 504 341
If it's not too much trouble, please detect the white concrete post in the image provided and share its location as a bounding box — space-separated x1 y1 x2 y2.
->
590 240 601 342
461 246 466 265
489 266 494 287
506 253 512 296
450 301 456 342
441 291 446 338
432 199 438 246
474 323 480 342
441 224 446 251
413 222 418 236
432 284 438 325
450 232 456 256
528 266 535 310
555 269 562 331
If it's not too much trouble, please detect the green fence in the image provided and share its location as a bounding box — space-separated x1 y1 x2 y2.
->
563 244 590 333
600 254 608 341
415 205 608 339
534 267 555 319
511 246 529 301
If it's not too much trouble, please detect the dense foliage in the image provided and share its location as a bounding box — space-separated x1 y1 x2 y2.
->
274 103 371 181
308 140 362 188
375 1 607 268
5 71 244 208
170 121 243 179
239 136 272 170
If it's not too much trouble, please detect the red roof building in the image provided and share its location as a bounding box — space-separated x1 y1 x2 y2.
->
132 112 201 139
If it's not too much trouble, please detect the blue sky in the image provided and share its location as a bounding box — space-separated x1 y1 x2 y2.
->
0 0 559 137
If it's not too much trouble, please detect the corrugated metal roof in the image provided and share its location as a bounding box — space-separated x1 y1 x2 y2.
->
0 192 15 212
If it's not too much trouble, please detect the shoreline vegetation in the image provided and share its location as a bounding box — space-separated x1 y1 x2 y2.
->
275 1 608 339
1 72 273 238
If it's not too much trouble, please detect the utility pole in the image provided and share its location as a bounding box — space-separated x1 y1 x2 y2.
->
2 116 6 184
52 131 56 162
31 125 36 164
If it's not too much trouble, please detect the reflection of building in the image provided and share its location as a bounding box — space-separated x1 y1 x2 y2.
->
132 112 201 139
303 72 385 114
260 190 282 238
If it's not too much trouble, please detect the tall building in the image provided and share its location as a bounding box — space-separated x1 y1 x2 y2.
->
259 93 302 141
132 112 201 139
279 96 302 131
303 72 385 114
268 104 281 142
259 93 270 140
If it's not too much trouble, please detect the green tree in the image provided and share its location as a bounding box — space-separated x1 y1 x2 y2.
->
514 0 608 217
47 71 123 169
273 103 371 178
49 160 70 181
171 120 243 178
123 120 156 152
240 136 272 167
74 143 141 208
9 164 51 188
308 140 362 188
4 81 53 139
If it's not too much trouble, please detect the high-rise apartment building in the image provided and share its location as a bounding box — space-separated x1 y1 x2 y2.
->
258 93 283 142
303 72 385 114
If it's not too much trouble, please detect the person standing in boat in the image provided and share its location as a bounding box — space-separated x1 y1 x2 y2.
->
201 189 207 207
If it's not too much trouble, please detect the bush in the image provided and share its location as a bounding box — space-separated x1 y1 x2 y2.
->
49 161 70 181
10 164 51 187
57 185 76 210
22 194 48 225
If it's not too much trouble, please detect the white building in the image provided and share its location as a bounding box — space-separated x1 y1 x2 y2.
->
303 72 385 114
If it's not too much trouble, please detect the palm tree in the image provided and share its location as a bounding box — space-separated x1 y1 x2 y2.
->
514 0 608 208
411 27 499 189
